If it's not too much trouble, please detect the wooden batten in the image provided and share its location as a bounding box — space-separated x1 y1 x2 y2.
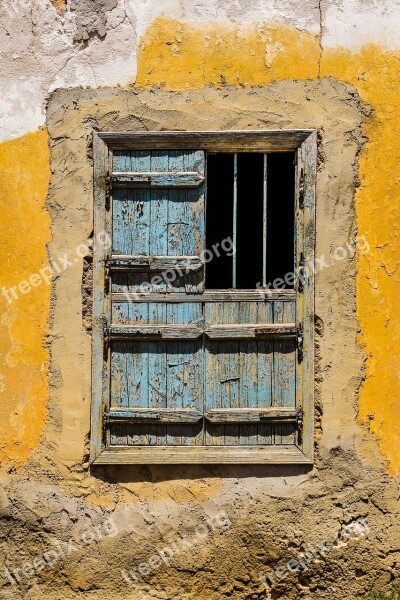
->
204 323 296 339
112 171 205 188
108 255 203 272
204 408 298 423
107 408 203 423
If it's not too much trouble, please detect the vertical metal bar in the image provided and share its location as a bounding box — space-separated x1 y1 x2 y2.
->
262 153 268 288
233 153 238 289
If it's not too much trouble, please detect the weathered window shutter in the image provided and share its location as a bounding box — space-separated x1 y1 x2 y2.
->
108 150 206 446
91 130 316 464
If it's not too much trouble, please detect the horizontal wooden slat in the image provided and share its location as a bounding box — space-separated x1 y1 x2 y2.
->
99 130 315 152
112 290 296 303
107 408 203 423
108 323 296 340
204 323 296 339
205 408 297 423
92 446 312 464
108 324 202 340
109 255 203 272
112 171 205 188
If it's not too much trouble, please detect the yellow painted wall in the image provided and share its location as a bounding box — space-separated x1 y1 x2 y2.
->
0 130 51 469
1 18 399 475
138 18 400 475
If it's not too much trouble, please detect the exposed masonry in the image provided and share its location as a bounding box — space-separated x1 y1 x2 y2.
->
70 0 118 41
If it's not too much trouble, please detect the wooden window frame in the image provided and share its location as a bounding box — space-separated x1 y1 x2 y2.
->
91 130 317 465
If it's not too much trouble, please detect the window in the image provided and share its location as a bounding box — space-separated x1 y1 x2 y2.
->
91 131 316 464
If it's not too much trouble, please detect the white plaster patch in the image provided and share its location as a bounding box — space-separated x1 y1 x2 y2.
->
49 21 137 91
0 0 137 142
127 0 321 44
322 0 400 50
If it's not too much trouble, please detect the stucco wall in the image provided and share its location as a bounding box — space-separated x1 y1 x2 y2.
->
0 1 399 598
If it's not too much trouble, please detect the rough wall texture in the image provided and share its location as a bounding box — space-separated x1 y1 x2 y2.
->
0 0 400 598
1 82 399 600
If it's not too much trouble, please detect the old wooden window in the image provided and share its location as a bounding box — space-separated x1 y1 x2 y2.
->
91 131 316 464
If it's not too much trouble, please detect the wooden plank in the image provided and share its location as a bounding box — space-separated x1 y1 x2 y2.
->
108 255 203 272
112 290 295 302
98 130 315 152
150 150 169 259
296 131 316 460
166 298 183 444
166 150 205 293
148 303 167 446
107 408 203 423
167 150 189 295
205 323 296 339
112 302 204 325
221 303 240 445
92 445 312 464
112 152 151 256
126 304 149 446
257 301 273 445
109 324 203 340
239 302 258 445
273 301 296 445
166 302 203 446
205 408 297 423
204 302 223 446
90 132 110 462
184 150 205 294
112 171 205 188
223 340 240 445
110 342 128 445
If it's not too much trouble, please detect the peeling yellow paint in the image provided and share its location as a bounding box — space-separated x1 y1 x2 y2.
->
0 130 51 469
321 47 400 475
137 18 400 474
136 18 320 89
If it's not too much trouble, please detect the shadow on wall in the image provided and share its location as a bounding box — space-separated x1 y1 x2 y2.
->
90 463 313 484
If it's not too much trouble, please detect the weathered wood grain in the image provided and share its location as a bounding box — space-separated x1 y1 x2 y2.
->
108 408 203 423
112 171 205 188
112 290 295 302
92 446 312 464
90 132 111 462
295 131 316 460
205 407 298 423
109 324 203 340
204 323 296 339
99 130 314 152
108 255 203 272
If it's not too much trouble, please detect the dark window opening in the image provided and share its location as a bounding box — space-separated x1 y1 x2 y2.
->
266 153 296 287
236 153 264 288
205 153 234 289
205 151 295 290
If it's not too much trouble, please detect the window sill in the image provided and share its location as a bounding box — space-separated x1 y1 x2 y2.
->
91 445 312 465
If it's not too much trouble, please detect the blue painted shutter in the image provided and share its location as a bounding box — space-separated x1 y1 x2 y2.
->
109 150 205 446
203 300 296 445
